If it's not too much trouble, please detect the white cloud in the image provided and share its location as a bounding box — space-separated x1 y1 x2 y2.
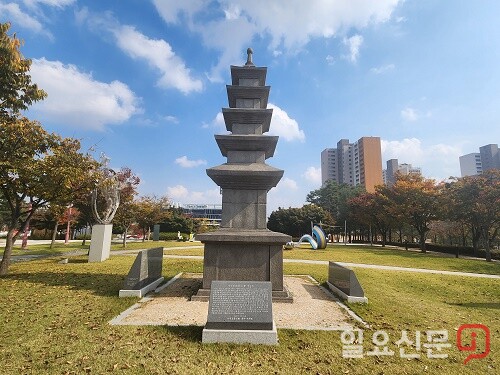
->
152 0 206 24
278 177 298 191
0 2 51 38
268 103 305 142
302 166 321 185
23 0 75 7
76 8 202 94
203 111 227 133
401 107 418 121
370 63 395 74
381 138 462 180
163 115 179 124
175 156 207 168
268 176 306 215
153 1 402 78
30 58 141 130
166 185 220 204
110 24 203 94
343 34 363 63
205 104 305 141
326 55 335 66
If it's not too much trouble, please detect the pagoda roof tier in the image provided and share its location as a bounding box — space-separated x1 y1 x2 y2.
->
207 163 284 190
222 108 272 133
230 65 267 86
226 86 270 109
215 135 278 159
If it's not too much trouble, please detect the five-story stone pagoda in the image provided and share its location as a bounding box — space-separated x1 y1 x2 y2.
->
194 49 292 301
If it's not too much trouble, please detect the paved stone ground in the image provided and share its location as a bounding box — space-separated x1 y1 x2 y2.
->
109 273 358 331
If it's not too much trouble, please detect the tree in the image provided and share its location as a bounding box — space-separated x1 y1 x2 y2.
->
306 180 364 225
348 190 395 246
445 170 500 261
267 204 334 238
113 167 140 248
135 195 170 241
0 120 98 274
380 173 442 252
1 22 46 122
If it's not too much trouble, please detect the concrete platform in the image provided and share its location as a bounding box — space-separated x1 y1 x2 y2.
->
109 273 364 331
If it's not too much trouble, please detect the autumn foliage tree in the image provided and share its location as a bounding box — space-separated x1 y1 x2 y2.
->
377 173 442 252
135 195 170 241
113 167 140 247
444 170 499 261
348 190 395 246
0 121 98 273
1 22 46 122
0 23 99 274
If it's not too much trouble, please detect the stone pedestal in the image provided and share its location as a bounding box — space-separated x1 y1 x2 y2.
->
194 230 291 301
89 224 112 262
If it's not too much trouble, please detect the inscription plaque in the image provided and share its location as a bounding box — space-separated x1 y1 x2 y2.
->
120 247 164 297
152 224 160 241
328 261 367 303
205 281 273 330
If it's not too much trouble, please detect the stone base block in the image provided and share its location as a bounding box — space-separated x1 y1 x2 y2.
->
202 322 278 345
327 281 368 304
119 277 164 298
88 224 112 262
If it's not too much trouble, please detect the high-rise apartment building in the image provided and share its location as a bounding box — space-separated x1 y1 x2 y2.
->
384 159 422 185
321 137 382 193
479 144 499 172
459 144 499 177
459 153 482 177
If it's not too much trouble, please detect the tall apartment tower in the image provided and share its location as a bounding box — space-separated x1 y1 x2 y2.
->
321 137 383 193
384 159 422 185
459 144 499 177
459 153 482 177
479 144 500 172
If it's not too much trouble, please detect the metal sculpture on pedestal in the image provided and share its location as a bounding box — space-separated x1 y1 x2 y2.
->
194 49 292 301
88 154 120 262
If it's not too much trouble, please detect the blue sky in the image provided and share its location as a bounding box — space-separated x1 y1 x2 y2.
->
2 0 499 214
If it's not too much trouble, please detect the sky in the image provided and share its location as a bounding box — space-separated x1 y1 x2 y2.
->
2 0 500 215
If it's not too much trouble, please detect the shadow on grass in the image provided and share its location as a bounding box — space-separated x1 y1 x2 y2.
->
4 271 124 297
162 325 203 343
448 302 500 309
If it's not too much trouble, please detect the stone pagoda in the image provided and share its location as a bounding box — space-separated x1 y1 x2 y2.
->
194 49 291 301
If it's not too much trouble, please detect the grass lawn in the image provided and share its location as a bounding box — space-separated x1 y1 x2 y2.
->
160 243 500 276
8 240 200 257
1 253 498 374
284 244 500 275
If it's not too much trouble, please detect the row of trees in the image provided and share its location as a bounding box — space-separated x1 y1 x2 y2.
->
1 22 100 274
269 171 499 261
0 23 201 275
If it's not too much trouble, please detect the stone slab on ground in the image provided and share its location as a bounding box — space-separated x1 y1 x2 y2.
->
202 322 278 345
110 273 354 331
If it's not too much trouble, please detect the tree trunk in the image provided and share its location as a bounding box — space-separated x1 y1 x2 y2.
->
122 227 128 248
381 231 387 247
483 228 492 262
419 232 426 252
0 229 17 275
50 221 58 249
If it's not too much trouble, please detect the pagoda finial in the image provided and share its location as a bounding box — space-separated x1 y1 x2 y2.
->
245 47 254 66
